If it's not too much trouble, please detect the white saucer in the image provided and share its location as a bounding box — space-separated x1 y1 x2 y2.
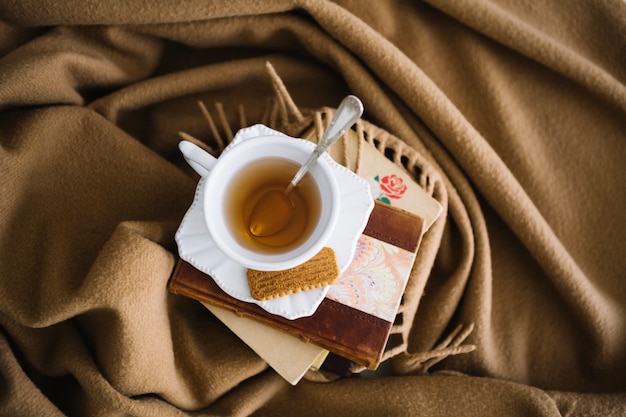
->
175 128 374 319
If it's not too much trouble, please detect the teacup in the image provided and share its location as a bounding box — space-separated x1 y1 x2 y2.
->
179 128 341 271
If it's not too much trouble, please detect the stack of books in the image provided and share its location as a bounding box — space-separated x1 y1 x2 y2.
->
169 133 442 384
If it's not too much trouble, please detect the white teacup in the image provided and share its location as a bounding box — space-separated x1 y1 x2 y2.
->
179 127 341 271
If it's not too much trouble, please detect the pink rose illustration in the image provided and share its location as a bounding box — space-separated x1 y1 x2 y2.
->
379 175 406 199
372 174 407 204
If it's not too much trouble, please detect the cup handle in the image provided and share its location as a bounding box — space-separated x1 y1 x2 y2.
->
179 140 217 177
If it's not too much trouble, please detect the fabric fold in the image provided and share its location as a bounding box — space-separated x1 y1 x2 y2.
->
1 0 625 415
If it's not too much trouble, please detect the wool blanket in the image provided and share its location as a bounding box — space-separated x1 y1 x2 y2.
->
1 1 625 415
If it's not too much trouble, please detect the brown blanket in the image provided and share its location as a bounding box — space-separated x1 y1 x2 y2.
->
1 1 625 415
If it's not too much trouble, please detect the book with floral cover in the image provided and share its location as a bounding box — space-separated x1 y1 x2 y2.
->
169 201 424 370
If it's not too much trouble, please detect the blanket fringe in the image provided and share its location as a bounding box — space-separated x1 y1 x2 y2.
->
393 323 476 375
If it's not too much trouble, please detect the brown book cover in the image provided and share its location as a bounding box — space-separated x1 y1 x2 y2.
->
169 201 424 370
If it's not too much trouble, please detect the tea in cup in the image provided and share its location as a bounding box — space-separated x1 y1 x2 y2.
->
179 131 340 271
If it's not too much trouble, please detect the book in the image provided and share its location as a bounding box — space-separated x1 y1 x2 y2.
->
169 201 424 370
204 303 329 385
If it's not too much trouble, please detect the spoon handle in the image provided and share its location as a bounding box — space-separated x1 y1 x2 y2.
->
317 95 364 152
288 95 364 190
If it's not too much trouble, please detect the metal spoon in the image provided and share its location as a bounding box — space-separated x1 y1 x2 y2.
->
248 95 364 237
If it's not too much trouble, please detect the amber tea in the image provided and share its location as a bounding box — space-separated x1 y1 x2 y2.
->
224 157 322 255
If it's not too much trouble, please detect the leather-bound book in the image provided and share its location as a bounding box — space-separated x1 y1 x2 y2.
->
169 201 424 370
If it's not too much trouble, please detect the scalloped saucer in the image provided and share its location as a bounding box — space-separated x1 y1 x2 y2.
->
175 125 374 319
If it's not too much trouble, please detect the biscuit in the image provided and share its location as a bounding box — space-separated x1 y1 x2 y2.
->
247 247 340 301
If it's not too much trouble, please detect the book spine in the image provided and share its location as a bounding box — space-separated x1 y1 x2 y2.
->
169 269 386 369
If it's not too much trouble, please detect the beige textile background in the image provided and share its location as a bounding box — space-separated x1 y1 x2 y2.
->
1 0 625 416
